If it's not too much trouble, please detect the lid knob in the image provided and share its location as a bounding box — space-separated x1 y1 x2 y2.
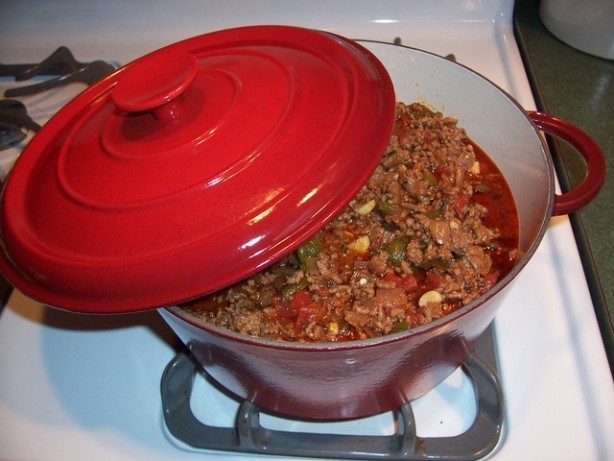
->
111 51 198 121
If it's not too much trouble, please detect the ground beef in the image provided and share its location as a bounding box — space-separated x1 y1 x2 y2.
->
182 102 519 342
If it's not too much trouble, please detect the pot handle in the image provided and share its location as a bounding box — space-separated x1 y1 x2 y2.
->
528 111 605 216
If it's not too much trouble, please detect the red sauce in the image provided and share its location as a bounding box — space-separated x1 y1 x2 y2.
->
470 141 519 279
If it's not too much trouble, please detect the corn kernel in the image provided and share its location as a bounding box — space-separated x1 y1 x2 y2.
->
328 322 339 334
469 161 480 175
354 199 376 215
418 290 444 307
348 235 370 253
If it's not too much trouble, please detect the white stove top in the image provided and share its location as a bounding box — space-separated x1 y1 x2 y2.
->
1 1 613 460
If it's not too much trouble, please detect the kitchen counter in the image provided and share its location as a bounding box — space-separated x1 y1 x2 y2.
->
514 0 613 373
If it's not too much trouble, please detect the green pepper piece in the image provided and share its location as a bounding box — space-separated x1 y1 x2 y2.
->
484 240 501 250
384 237 409 266
390 320 409 333
420 257 450 270
474 183 490 194
280 278 308 299
296 236 322 266
423 171 438 187
410 105 437 119
287 252 300 267
378 200 403 216
338 319 351 334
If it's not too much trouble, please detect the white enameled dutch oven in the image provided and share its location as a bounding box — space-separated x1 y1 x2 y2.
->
0 27 604 420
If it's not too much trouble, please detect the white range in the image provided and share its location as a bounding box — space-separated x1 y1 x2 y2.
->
0 1 612 460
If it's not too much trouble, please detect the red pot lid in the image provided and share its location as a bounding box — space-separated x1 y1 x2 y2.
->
0 26 395 313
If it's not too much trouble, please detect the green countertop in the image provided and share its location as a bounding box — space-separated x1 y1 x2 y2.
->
514 0 613 373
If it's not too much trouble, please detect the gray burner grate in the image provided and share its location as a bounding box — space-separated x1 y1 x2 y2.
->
161 328 503 460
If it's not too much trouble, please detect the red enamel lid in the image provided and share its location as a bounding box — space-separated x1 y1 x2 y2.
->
0 26 395 313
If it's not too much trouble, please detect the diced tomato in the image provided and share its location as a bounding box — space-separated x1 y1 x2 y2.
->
408 313 423 328
423 128 432 143
452 194 470 218
424 270 442 290
273 296 298 319
382 273 404 286
289 290 325 329
434 165 449 180
290 290 313 310
295 302 326 329
481 271 499 291
401 274 418 291
189 296 222 312
442 300 461 315
382 273 419 293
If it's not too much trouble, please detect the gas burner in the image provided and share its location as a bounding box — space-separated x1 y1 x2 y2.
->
161 329 503 460
0 124 25 151
0 46 116 97
0 99 40 151
0 46 116 152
